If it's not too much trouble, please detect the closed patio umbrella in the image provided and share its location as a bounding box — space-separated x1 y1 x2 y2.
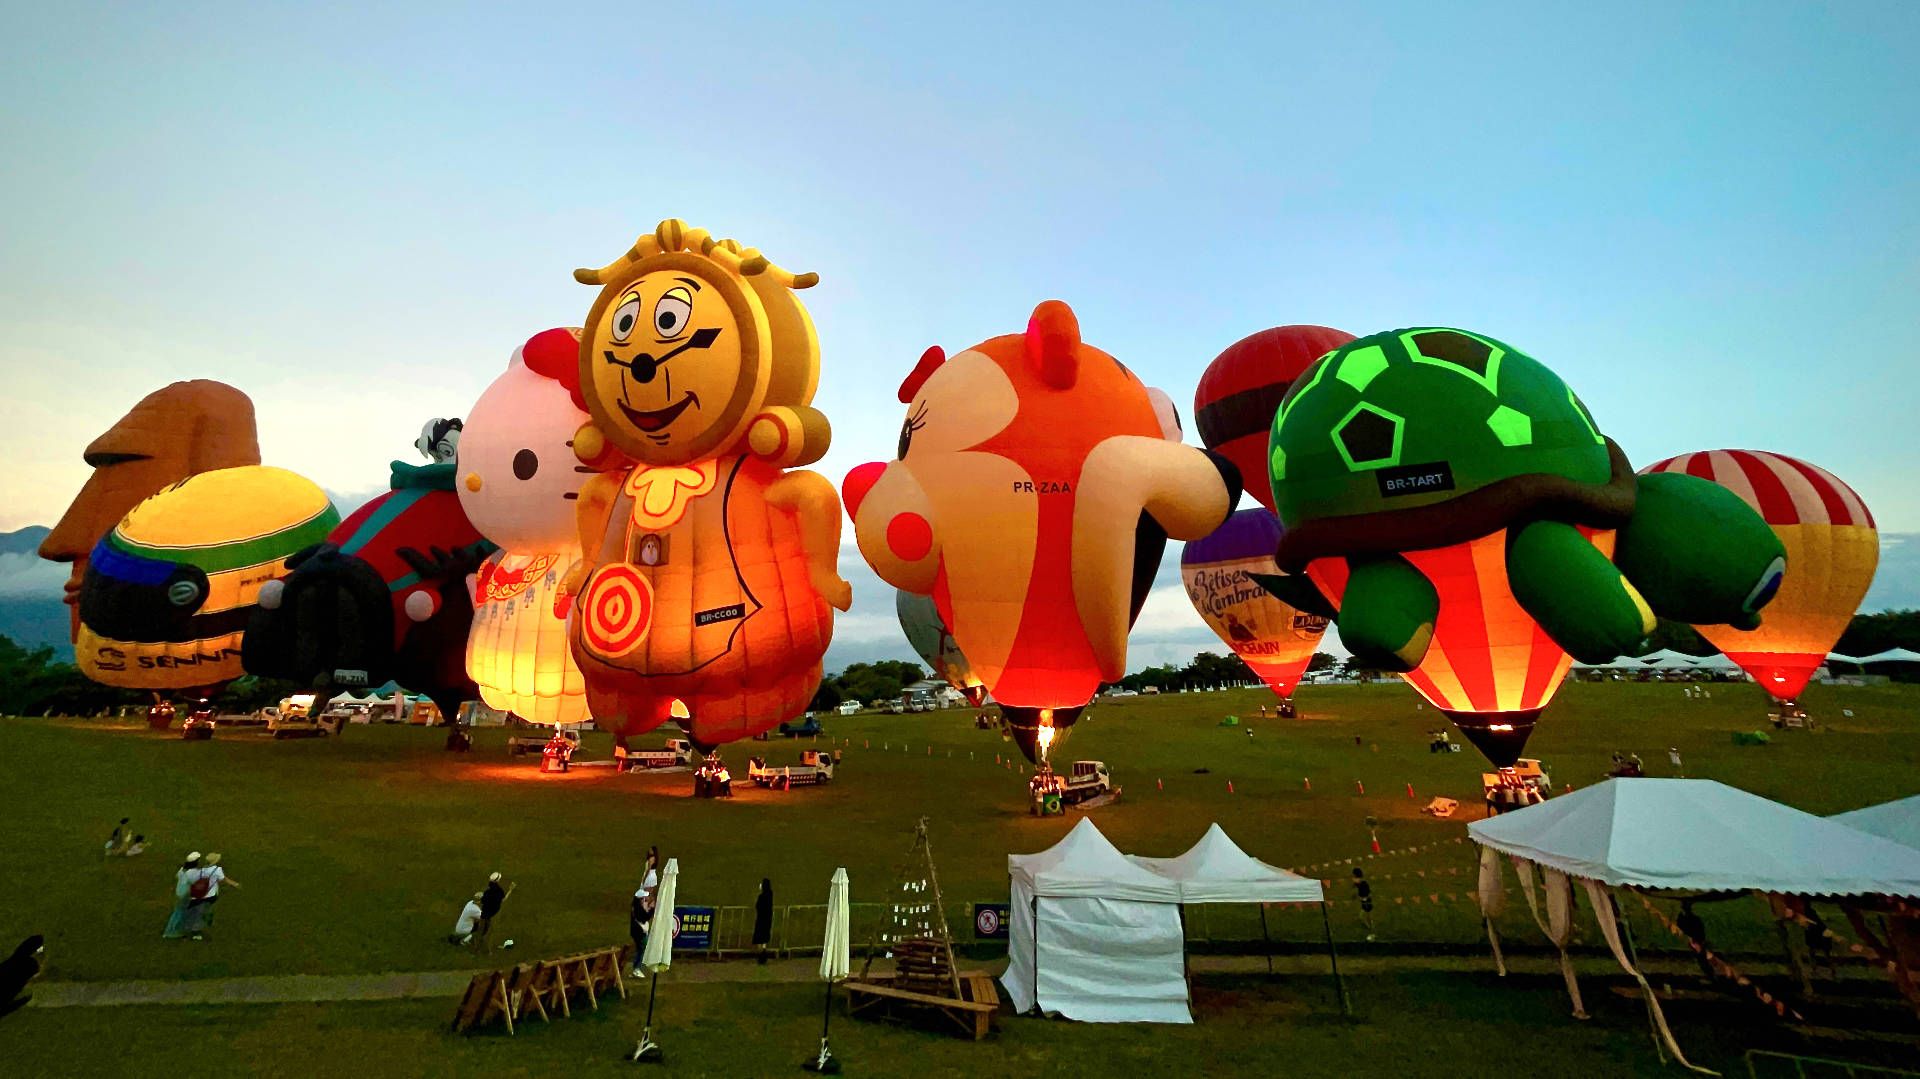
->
631 857 679 1063
803 867 851 1073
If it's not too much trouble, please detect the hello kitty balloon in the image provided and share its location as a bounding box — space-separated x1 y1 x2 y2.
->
457 328 595 726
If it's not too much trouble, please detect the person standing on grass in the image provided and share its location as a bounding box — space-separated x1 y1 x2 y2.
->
162 852 202 939
629 881 651 978
0 935 45 1020
753 878 774 964
1675 900 1713 979
188 853 241 940
1352 868 1376 941
449 893 484 946
474 872 511 950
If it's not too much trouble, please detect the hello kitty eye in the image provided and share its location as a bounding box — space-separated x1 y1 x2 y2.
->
513 449 538 480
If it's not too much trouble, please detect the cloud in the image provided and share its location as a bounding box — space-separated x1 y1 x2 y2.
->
1864 532 1920 612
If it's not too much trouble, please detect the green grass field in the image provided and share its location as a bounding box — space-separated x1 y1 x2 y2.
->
2 680 1916 1075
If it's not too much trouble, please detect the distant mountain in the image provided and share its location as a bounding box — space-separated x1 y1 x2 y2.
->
0 525 70 652
0 526 50 556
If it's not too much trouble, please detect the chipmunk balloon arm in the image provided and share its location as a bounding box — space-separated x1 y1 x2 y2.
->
1069 436 1238 681
766 470 852 612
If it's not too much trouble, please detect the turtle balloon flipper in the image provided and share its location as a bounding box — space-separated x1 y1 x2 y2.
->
1508 520 1654 663
1338 555 1437 672
1614 472 1786 628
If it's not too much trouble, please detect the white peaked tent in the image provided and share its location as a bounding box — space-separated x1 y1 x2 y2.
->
1470 780 1920 1071
1128 824 1324 904
1003 818 1190 1023
1636 649 1703 665
1858 647 1920 664
1470 779 1920 896
1831 794 1920 851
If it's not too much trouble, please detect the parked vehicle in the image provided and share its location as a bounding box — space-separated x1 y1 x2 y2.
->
617 737 701 771
1029 760 1115 815
268 693 343 739
749 748 837 788
778 715 824 738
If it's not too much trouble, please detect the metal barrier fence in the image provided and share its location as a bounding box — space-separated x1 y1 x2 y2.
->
1745 1049 1920 1079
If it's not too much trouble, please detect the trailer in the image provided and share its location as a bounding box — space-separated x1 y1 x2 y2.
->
748 748 837 788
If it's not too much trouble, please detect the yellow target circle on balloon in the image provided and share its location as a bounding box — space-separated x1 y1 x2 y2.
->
580 564 655 658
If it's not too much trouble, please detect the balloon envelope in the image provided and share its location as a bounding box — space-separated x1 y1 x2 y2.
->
1641 450 1878 701
76 466 339 691
1195 325 1355 513
895 590 986 705
1180 508 1327 700
1304 528 1601 765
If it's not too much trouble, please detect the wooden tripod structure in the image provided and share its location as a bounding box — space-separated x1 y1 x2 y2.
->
857 816 963 1000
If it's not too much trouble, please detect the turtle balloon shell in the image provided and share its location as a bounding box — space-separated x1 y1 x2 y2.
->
1266 328 1629 566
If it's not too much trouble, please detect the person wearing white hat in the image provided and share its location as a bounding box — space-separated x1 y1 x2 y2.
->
474 871 512 951
162 853 202 939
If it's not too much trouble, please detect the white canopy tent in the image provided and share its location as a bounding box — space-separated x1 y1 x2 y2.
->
1470 779 1920 896
1129 824 1345 1009
1831 794 1920 851
1857 648 1920 665
1470 779 1920 1070
1635 648 1703 665
1003 818 1191 1023
1128 823 1324 904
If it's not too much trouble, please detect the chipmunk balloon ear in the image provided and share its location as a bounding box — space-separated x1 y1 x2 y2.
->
898 345 946 403
1025 300 1080 390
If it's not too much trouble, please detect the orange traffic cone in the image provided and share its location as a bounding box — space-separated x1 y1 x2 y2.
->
1355 779 1366 795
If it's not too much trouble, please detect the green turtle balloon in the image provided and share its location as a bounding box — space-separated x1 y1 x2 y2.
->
1254 327 1785 763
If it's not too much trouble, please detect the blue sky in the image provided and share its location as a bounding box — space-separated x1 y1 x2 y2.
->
1 2 1915 666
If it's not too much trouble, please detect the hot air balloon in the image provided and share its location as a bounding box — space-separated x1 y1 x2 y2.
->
844 299 1240 768
41 381 260 643
564 220 851 753
1641 450 1878 706
1181 508 1328 705
76 466 339 693
245 452 495 728
1261 328 1784 764
1195 326 1355 513
459 328 592 728
895 591 986 706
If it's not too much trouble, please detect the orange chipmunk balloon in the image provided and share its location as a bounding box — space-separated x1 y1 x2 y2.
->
844 300 1240 763
565 220 850 749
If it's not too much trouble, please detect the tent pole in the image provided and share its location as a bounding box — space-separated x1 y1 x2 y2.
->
1259 903 1273 976
1032 897 1040 1016
1320 900 1350 1017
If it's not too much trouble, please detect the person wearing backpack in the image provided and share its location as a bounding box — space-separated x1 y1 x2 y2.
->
162 852 203 939
185 853 241 940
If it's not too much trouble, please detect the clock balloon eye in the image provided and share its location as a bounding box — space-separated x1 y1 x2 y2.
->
513 449 539 480
610 299 641 343
654 289 693 338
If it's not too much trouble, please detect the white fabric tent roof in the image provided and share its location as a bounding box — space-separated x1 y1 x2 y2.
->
1635 649 1702 665
1857 647 1920 664
1468 778 1920 897
1128 824 1324 904
1688 653 1741 670
1830 795 1920 851
1642 655 1703 670
1008 817 1182 901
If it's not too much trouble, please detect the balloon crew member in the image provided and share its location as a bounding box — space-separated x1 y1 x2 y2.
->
450 893 484 946
1675 901 1713 979
103 818 130 858
0 935 45 1021
475 872 511 950
1352 868 1376 941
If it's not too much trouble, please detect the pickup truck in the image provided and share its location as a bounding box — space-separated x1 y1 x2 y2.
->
268 694 345 739
777 715 824 738
749 748 837 788
616 737 701 771
1029 760 1116 815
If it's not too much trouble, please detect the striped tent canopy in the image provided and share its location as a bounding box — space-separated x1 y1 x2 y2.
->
1641 450 1878 702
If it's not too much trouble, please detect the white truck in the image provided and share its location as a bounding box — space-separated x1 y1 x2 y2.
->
268 694 345 739
748 748 838 788
617 737 701 771
1029 760 1116 815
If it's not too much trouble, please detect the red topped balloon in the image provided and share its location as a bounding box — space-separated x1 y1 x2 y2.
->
1195 326 1355 512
